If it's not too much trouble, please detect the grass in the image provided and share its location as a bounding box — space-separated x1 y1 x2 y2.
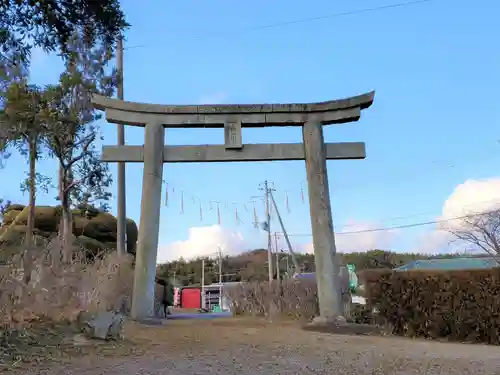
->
0 319 142 372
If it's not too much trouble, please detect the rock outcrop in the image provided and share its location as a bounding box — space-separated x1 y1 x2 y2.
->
0 204 138 261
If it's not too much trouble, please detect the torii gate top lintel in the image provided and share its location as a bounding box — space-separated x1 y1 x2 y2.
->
91 91 374 127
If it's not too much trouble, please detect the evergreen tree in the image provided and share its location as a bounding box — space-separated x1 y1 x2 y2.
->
41 33 116 260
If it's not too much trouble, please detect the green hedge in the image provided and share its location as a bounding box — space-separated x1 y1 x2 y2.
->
362 267 500 344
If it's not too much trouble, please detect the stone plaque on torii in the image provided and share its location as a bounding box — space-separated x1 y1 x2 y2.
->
92 91 375 323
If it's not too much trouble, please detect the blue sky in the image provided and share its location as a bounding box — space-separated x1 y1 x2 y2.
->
2 0 500 260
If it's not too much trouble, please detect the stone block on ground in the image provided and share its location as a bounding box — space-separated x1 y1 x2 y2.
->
77 310 125 340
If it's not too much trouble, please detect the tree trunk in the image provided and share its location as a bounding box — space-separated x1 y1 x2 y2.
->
24 137 37 284
61 203 73 263
58 164 74 263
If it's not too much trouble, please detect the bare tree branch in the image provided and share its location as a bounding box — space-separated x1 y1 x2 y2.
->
447 209 500 265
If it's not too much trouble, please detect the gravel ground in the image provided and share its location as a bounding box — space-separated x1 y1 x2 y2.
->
19 318 500 375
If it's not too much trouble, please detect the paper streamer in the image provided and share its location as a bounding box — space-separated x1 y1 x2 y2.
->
156 181 310 222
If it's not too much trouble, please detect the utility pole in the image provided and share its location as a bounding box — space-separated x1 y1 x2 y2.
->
274 232 280 282
201 259 205 310
285 254 290 277
116 36 127 256
259 180 275 283
218 246 223 308
270 190 301 274
218 247 223 285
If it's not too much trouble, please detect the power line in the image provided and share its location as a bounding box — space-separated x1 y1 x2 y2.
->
283 209 500 237
123 0 432 51
322 197 500 229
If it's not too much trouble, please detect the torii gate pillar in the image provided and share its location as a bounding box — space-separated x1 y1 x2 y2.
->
132 122 165 319
303 121 342 322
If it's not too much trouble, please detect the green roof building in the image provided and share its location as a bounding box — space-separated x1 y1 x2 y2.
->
394 257 499 271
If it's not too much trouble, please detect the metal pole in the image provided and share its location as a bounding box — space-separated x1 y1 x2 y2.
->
286 255 289 277
264 180 273 282
218 246 223 307
201 259 205 310
275 232 280 282
116 36 127 256
270 190 301 274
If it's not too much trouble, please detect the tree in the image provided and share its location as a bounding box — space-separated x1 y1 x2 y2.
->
447 210 500 263
0 0 128 62
0 60 48 281
0 197 11 224
41 34 116 260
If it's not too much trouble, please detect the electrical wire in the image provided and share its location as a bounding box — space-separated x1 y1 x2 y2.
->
123 0 432 50
282 209 500 237
323 197 500 229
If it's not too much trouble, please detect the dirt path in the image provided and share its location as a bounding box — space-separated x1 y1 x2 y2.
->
20 318 500 375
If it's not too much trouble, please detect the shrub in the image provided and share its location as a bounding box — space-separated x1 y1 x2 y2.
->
349 304 375 325
0 238 134 328
364 267 500 344
223 279 319 320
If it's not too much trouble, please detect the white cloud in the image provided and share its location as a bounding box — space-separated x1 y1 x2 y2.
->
441 177 500 221
157 225 247 263
412 229 452 254
414 177 500 254
302 220 397 254
198 92 228 104
336 220 397 253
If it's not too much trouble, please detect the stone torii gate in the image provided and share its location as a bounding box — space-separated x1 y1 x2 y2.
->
92 91 375 323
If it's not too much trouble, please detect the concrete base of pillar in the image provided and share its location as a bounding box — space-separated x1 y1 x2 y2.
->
304 316 381 336
131 317 169 326
310 315 347 326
